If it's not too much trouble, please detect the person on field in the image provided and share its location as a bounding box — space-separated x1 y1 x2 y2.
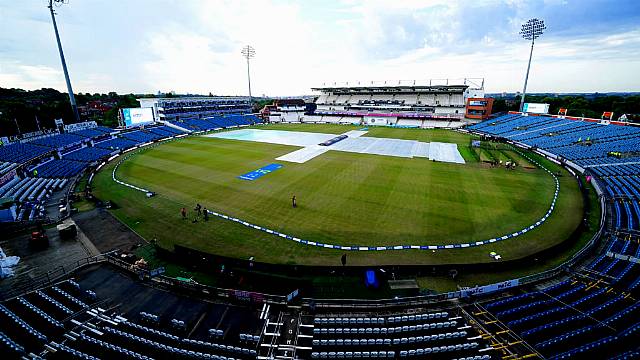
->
180 207 187 220
292 195 297 208
192 204 200 223
203 207 209 221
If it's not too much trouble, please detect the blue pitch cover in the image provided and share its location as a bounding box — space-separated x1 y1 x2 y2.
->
238 163 283 181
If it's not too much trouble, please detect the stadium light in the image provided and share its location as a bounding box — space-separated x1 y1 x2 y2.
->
241 45 256 102
518 18 546 113
48 0 81 123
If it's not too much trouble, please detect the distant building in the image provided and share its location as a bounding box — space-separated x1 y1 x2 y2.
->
465 98 494 120
261 98 311 123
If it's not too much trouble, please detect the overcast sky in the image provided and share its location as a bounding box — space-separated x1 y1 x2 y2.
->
1 0 639 96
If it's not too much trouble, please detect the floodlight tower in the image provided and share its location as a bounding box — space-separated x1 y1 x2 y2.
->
519 18 546 113
241 45 256 101
48 0 81 123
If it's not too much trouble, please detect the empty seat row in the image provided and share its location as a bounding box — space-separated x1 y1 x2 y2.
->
51 286 89 310
399 342 480 357
35 290 74 317
0 331 25 357
104 326 257 358
16 298 63 330
209 329 224 338
239 333 259 342
311 350 395 359
0 304 47 344
77 333 152 360
181 337 257 357
31 133 85 149
0 142 51 163
313 331 467 347
122 318 179 342
454 356 492 360
95 137 138 151
314 312 449 326
49 341 99 360
313 321 458 335
63 146 112 162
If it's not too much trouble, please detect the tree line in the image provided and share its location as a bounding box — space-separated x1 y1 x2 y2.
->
492 94 640 120
0 87 143 137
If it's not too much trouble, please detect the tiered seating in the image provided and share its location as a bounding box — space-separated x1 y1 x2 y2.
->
50 286 89 310
470 114 640 167
469 113 640 358
0 142 51 163
3 273 262 359
95 137 138 151
0 161 17 174
121 130 164 144
182 118 221 131
311 311 491 359
101 325 257 359
225 114 257 126
48 341 99 360
148 125 184 137
31 133 85 149
0 279 98 355
0 176 20 197
0 304 47 353
0 331 25 359
70 128 110 139
31 159 86 178
0 176 63 220
63 147 112 162
205 117 233 128
73 333 153 360
94 126 115 133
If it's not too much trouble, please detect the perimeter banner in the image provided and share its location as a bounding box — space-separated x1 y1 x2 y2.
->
459 279 519 297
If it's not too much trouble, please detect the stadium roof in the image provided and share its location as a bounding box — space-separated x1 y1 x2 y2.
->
312 84 470 94
312 78 483 94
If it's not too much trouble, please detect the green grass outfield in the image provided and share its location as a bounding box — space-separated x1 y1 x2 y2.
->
92 124 584 266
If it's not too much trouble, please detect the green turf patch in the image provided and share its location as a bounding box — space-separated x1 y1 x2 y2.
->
417 177 600 292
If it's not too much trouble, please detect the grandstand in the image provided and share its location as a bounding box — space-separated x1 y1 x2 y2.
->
262 98 309 123
0 143 51 164
30 133 86 149
62 147 113 163
304 79 485 128
459 112 640 358
167 114 262 132
138 97 253 122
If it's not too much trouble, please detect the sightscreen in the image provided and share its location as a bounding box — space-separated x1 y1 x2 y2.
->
523 103 550 114
122 108 154 127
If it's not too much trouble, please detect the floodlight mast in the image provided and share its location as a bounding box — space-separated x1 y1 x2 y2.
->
241 45 256 102
519 18 546 113
48 0 80 123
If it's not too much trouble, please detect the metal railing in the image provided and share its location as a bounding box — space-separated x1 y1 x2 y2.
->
1 254 108 301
